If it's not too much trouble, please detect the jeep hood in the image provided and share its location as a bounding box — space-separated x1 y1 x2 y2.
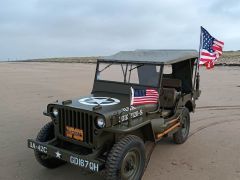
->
51 92 156 116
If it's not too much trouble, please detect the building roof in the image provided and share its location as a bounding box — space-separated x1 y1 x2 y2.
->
98 49 198 64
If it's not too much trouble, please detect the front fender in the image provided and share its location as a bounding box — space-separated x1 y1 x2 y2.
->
103 119 151 133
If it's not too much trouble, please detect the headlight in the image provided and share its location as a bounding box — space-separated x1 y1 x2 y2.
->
96 117 106 128
52 108 59 117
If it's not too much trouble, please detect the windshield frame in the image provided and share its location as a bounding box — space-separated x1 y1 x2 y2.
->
94 61 163 88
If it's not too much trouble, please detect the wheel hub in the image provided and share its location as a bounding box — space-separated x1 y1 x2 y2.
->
121 149 140 180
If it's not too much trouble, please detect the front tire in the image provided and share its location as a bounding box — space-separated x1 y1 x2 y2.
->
173 108 190 144
34 122 65 168
105 135 146 180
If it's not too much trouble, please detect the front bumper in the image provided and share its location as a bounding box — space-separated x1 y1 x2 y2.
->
27 139 104 172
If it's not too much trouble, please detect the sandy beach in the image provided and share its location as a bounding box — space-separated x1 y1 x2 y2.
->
0 62 239 180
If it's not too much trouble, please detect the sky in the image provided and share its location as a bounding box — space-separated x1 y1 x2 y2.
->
0 0 240 60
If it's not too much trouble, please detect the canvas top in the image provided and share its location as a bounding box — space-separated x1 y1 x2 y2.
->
98 49 198 64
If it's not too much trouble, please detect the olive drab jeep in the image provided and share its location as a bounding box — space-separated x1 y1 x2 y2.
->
28 49 201 180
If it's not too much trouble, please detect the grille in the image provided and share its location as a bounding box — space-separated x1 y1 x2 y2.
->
58 108 94 144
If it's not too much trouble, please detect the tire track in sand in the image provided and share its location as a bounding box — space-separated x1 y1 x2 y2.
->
189 117 240 137
190 105 240 137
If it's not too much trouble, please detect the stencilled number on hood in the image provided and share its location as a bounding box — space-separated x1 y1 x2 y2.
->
121 106 136 112
120 109 143 122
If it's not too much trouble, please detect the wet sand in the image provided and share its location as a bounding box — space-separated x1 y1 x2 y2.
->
0 62 239 180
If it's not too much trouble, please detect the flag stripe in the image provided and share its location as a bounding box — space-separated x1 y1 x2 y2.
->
201 52 216 57
212 45 222 52
133 96 159 99
214 40 224 46
134 100 158 102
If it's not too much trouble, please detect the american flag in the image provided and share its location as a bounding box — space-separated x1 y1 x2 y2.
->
130 87 159 106
199 27 224 69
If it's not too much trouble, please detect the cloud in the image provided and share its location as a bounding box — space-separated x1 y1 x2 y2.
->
0 0 239 60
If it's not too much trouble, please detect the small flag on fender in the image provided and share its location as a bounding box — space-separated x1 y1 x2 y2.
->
130 87 159 106
199 27 224 69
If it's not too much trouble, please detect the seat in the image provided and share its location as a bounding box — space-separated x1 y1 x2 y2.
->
162 78 182 90
160 88 179 109
158 78 182 117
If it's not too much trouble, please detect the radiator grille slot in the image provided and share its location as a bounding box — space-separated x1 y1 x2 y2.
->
58 108 94 144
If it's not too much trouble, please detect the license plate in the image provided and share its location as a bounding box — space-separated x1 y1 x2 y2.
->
28 141 48 153
70 156 99 172
65 126 83 141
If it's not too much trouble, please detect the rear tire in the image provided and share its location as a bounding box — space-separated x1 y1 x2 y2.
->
105 135 146 180
173 108 190 144
34 122 65 169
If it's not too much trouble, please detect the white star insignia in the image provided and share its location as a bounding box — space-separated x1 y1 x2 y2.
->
88 97 112 105
55 151 62 159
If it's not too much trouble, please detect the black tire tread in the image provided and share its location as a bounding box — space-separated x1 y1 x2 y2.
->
173 108 190 144
105 135 145 180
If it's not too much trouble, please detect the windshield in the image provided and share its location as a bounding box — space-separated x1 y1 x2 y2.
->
96 62 162 87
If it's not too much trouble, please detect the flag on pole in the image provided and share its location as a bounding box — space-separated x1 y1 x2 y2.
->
199 27 224 69
130 87 159 106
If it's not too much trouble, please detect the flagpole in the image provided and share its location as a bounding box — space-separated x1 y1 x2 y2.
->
197 26 203 72
128 87 133 127
193 26 202 91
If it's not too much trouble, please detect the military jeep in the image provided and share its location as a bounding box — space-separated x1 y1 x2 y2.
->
28 49 201 180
